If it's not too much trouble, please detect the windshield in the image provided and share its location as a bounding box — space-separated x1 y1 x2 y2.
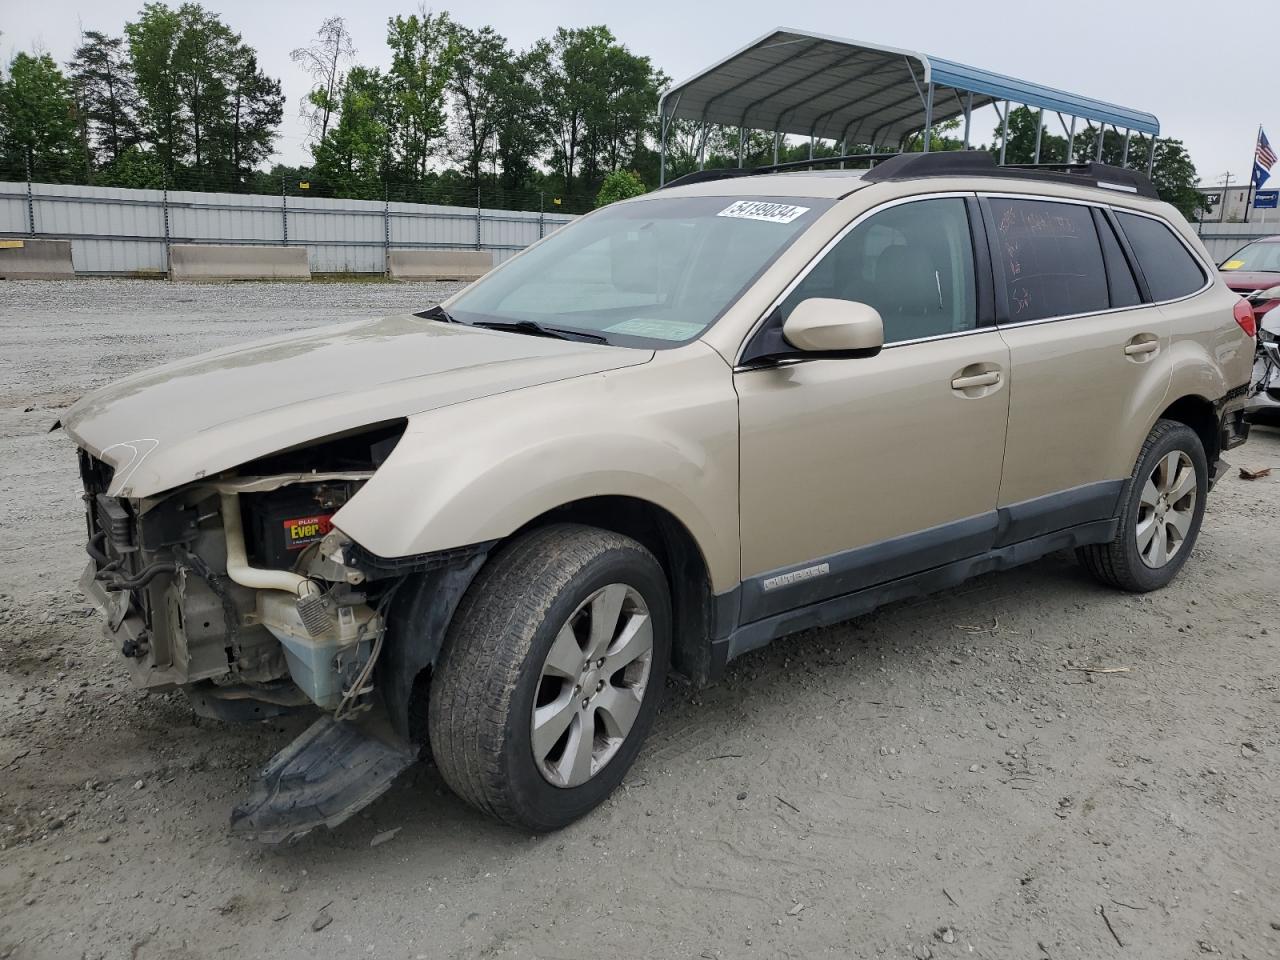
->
444 194 832 347
1221 240 1280 274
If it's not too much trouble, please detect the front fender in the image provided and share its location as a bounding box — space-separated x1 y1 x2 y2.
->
332 343 742 592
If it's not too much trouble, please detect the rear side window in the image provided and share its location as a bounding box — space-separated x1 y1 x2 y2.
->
988 198 1108 322
1115 212 1207 301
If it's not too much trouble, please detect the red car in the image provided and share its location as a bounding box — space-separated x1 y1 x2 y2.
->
1224 237 1280 422
1221 236 1280 320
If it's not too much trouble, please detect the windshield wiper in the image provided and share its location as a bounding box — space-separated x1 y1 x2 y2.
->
469 319 608 344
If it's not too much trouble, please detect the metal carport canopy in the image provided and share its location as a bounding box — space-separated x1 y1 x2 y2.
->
658 28 1160 149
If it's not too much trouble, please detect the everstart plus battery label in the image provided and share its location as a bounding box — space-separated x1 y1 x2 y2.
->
283 514 333 550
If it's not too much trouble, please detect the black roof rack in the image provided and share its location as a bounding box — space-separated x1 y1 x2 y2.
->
661 150 1159 200
861 152 1159 198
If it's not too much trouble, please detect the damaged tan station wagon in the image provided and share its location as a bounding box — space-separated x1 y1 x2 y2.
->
61 152 1255 840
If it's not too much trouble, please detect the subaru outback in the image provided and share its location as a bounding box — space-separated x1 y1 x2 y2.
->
61 151 1255 839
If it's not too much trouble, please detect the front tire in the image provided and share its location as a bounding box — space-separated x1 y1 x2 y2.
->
428 523 671 830
1077 418 1208 592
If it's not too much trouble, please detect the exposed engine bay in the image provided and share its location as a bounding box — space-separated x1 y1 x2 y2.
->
75 421 459 841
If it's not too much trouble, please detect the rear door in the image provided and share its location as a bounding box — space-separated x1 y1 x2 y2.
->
985 194 1171 534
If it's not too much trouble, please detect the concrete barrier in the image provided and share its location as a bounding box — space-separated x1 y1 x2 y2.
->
0 238 75 279
169 244 310 281
388 249 495 281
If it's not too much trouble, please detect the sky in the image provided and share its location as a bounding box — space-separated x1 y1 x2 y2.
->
0 0 1266 190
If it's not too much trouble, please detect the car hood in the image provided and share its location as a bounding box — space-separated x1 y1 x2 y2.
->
62 313 651 498
1221 270 1280 294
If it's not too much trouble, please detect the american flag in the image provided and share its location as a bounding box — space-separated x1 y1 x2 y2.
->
1255 128 1276 190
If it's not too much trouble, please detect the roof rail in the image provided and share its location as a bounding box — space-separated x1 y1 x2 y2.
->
660 150 1160 199
861 152 1159 199
661 152 897 190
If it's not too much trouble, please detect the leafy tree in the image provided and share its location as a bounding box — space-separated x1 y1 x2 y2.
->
583 44 662 179
68 31 140 168
224 48 283 181
125 3 186 170
310 65 393 199
0 52 85 182
124 2 283 185
170 4 237 172
385 9 458 180
290 17 354 143
532 27 609 193
447 24 508 188
1072 126 1207 219
989 106 1067 163
94 144 166 187
596 169 646 206
492 47 548 194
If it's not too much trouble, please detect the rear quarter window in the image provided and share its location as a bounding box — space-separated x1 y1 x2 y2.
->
1116 212 1207 301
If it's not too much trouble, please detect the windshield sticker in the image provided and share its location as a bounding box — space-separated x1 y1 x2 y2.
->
605 318 705 341
1222 259 1244 270
716 200 810 224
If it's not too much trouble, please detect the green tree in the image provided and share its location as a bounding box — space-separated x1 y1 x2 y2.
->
310 65 392 199
989 106 1067 163
125 3 186 170
0 52 85 182
94 144 166 187
595 169 646 206
68 30 140 168
1073 126 1207 219
447 24 509 188
125 3 283 185
290 17 354 143
532 26 610 194
493 46 550 194
170 4 237 172
223 48 283 182
385 9 458 180
583 43 663 180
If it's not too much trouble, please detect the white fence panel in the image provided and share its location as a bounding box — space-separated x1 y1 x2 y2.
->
0 180 577 275
1194 222 1280 262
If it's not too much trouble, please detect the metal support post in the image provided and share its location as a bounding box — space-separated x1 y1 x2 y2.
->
921 83 934 153
998 102 1010 165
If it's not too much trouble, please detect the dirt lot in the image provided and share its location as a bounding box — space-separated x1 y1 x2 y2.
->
1 279 1278 960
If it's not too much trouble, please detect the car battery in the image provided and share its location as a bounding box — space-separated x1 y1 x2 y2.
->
243 486 346 570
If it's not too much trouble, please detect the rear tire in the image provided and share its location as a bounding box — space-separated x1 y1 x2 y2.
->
1076 418 1208 592
428 523 670 831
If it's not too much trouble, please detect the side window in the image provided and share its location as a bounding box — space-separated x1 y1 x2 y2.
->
987 198 1108 322
1115 212 1207 301
781 197 976 345
1095 212 1142 308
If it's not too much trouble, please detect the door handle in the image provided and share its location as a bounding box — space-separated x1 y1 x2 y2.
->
1124 339 1159 357
951 371 1002 389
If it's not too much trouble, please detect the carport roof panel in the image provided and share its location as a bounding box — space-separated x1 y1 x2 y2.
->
659 29 1160 145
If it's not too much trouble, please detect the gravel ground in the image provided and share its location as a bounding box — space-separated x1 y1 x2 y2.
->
1 279 1279 960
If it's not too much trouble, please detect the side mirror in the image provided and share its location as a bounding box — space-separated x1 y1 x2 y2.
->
781 298 884 358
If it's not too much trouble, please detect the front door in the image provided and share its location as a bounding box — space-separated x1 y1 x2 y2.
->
735 195 1010 623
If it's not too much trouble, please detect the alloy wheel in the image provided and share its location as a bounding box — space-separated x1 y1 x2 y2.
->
530 583 654 788
1136 450 1197 568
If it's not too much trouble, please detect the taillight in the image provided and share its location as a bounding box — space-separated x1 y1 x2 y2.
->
1234 298 1257 337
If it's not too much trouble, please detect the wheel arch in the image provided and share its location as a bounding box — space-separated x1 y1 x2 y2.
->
509 496 722 687
1157 393 1220 469
390 494 725 744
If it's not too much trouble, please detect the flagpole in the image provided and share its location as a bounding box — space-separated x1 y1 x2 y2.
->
1246 124 1261 223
